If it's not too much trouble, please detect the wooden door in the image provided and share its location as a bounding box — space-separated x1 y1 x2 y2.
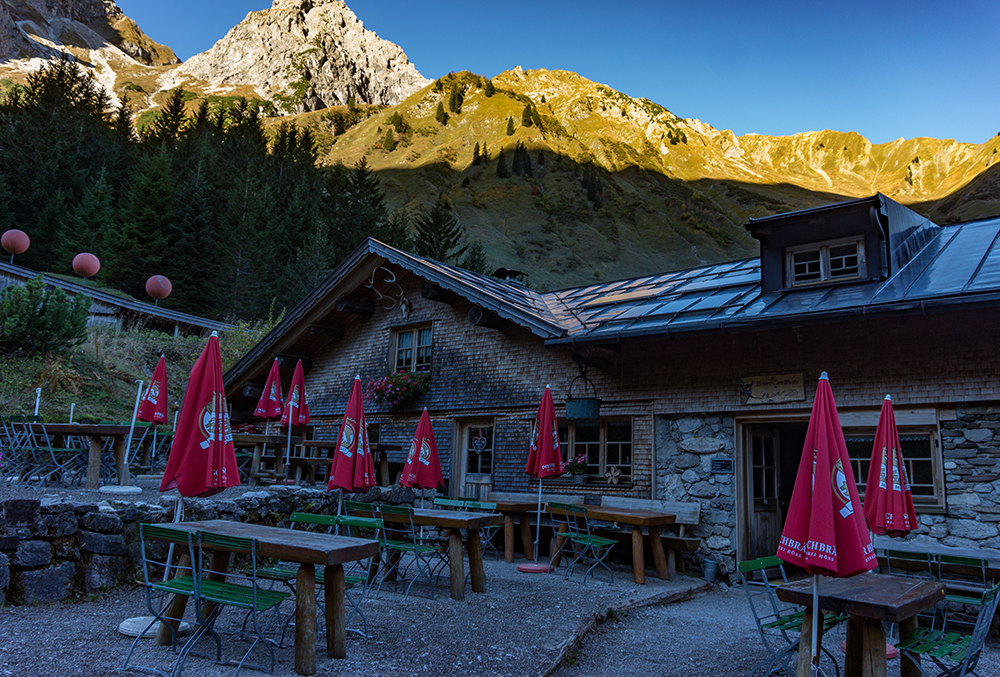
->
746 425 782 560
452 420 494 502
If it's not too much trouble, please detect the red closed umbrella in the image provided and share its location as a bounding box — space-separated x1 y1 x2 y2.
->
864 395 917 538
279 359 310 481
520 385 565 573
253 358 283 423
160 332 239 498
138 356 169 424
328 376 377 495
400 408 444 492
777 372 876 670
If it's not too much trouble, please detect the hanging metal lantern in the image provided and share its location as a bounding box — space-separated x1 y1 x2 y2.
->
565 364 601 422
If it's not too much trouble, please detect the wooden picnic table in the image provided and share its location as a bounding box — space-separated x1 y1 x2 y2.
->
287 441 402 487
873 538 1000 579
777 573 946 677
548 504 676 584
234 433 302 484
154 519 378 676
362 507 502 601
491 499 540 563
30 422 133 490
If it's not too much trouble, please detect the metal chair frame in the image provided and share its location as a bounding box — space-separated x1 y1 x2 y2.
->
549 502 616 584
373 504 446 601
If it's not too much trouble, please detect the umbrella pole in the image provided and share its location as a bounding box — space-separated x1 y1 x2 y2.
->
162 496 183 582
812 574 820 673
124 380 143 484
283 425 293 483
533 479 543 562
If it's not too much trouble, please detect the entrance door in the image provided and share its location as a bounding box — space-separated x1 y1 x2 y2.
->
746 425 782 560
452 419 494 502
743 422 808 561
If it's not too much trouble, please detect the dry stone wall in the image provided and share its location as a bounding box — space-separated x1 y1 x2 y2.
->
0 485 413 606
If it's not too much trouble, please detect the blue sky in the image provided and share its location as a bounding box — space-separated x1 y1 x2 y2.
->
115 0 999 145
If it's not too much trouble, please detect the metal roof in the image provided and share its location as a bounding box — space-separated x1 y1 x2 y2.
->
0 261 233 333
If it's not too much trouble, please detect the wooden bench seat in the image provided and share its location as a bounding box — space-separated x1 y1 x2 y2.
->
601 497 701 576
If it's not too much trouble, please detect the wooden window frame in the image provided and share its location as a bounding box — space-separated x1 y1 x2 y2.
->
553 417 633 485
844 426 945 512
786 236 865 288
391 323 432 374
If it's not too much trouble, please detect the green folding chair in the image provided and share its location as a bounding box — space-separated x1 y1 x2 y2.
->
373 504 446 601
549 502 617 584
938 554 992 632
897 581 1000 677
121 524 199 675
465 500 501 561
737 555 845 677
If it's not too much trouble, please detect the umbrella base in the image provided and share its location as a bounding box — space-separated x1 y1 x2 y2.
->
840 639 897 659
518 563 555 574
99 485 142 495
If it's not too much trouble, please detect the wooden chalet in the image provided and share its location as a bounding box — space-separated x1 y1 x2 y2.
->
224 194 1000 572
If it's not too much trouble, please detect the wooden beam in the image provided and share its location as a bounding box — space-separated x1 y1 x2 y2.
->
241 384 263 399
421 282 459 305
468 307 509 331
336 298 374 316
277 355 312 372
308 325 344 339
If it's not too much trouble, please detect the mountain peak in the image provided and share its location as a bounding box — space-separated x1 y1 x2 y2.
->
178 0 430 113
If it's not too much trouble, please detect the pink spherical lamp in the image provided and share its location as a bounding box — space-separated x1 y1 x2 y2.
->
145 275 172 305
1 229 30 263
72 253 101 284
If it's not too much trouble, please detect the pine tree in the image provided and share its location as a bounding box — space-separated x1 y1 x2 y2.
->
461 242 489 274
495 148 510 178
531 107 542 128
522 104 533 127
57 168 115 265
506 117 514 136
436 101 448 125
143 88 188 145
484 80 495 97
481 142 489 162
383 127 396 152
537 149 546 166
472 142 481 165
448 85 463 113
104 147 176 294
540 94 546 104
511 143 523 175
412 199 468 263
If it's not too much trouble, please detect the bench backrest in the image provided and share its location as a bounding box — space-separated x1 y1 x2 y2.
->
600 497 701 525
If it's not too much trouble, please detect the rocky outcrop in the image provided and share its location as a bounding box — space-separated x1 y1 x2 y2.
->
0 0 178 65
179 0 430 113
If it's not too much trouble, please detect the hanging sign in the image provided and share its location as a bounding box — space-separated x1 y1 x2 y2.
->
738 373 805 405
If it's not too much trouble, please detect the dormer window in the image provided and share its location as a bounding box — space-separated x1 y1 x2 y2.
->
786 237 865 287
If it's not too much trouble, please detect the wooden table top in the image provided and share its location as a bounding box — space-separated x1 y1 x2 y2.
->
232 434 302 445
359 507 502 530
28 423 133 435
491 500 540 512
548 504 677 527
777 573 946 622
169 519 378 566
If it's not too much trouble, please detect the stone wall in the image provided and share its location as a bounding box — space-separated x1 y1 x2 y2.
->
654 413 736 577
0 486 411 606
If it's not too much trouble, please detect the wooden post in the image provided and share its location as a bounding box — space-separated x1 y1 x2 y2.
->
518 512 534 561
86 435 102 490
468 529 485 593
295 564 317 675
448 529 465 601
113 434 129 486
326 564 346 659
795 608 824 677
860 617 887 677
630 526 645 585
503 515 515 563
154 551 191 646
550 522 569 567
845 615 863 677
649 526 669 580
899 616 920 677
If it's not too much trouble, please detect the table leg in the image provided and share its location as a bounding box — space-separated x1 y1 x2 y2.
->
504 514 515 563
249 442 264 486
448 529 465 601
468 528 486 593
295 564 317 675
85 435 102 490
550 522 569 567
154 551 192 646
630 525 645 585
325 564 346 660
379 451 390 486
795 608 824 677
200 550 231 625
845 615 863 677
861 617 887 677
649 526 669 580
113 434 130 486
518 512 534 561
899 616 919 677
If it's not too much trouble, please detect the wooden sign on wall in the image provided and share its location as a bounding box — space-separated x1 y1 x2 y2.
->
738 373 805 405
